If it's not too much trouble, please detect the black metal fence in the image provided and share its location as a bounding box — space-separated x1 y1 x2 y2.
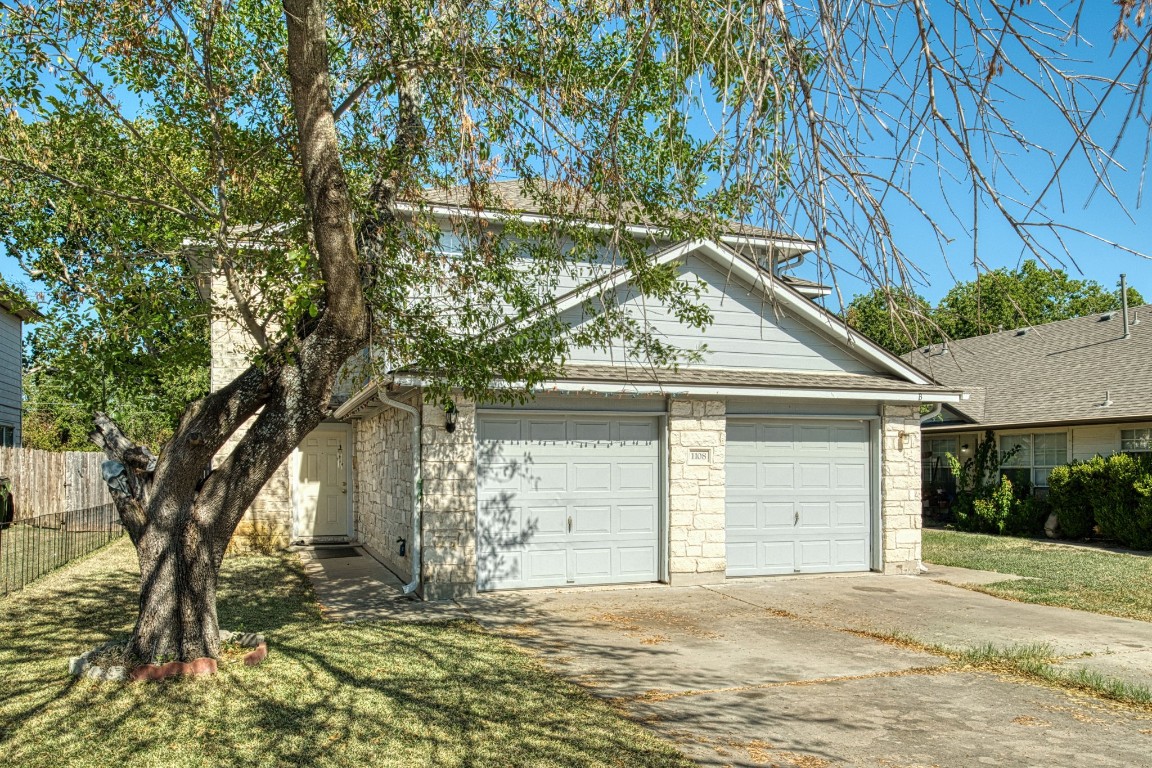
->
0 504 124 596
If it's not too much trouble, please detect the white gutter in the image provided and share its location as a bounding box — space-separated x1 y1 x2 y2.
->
377 389 423 597
920 403 944 423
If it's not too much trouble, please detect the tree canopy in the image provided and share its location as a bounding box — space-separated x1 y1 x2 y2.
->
845 261 1146 354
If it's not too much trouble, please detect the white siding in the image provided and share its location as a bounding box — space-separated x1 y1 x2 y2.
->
1070 422 1152 460
0 311 22 446
561 254 874 373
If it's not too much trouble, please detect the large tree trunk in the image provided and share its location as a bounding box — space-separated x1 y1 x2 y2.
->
131 516 223 662
89 0 409 666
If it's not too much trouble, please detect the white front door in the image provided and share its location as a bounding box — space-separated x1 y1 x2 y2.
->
476 413 661 591
295 424 352 540
726 419 871 576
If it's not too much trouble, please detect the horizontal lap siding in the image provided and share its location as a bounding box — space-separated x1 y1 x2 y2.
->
562 255 874 373
0 313 23 445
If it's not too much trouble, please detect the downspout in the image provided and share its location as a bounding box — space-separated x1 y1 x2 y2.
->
379 389 422 597
920 402 943 424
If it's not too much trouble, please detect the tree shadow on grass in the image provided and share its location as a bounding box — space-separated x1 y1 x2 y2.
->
0 540 697 768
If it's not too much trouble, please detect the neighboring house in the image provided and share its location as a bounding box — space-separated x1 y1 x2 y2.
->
211 183 966 599
908 305 1152 499
0 281 40 448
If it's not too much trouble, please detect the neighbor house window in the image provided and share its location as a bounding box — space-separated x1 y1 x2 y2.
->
1000 432 1068 489
922 437 959 493
0 424 14 448
1121 428 1152 453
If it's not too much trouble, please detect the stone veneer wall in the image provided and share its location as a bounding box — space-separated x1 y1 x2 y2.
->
880 404 923 574
210 273 292 551
353 392 418 578
667 398 727 585
420 396 478 600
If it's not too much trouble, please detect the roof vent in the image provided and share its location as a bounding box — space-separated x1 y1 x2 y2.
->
1100 312 1116 321
1100 390 1114 408
1015 328 1029 336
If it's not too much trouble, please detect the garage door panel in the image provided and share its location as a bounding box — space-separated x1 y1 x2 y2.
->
526 549 567 582
527 419 566 441
798 501 831 527
478 413 660 590
834 463 867 490
574 505 611 534
528 463 568 492
574 420 611 441
526 505 567 537
798 463 831 489
571 547 612 578
797 539 832 568
617 545 657 575
761 463 794 489
760 541 795 572
574 463 611 491
762 501 795 528
619 504 657 533
835 501 868 527
728 462 758 488
727 501 758 529
618 463 656 490
727 419 872 576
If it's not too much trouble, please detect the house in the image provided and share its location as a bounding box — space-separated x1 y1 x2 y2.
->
0 279 40 448
908 305 1152 498
211 184 967 599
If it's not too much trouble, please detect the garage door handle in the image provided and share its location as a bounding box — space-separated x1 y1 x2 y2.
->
567 516 573 533
794 510 799 525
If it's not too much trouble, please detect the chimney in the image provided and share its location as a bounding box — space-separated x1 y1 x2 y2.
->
1121 274 1131 339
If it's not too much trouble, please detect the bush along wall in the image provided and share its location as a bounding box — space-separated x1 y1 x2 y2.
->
948 431 1047 536
1047 453 1152 549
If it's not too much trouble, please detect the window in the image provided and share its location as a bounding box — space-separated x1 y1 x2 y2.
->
0 424 14 448
1000 432 1067 489
1121 428 1152 453
922 437 959 493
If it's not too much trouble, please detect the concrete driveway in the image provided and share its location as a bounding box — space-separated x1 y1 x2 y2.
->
459 567 1152 767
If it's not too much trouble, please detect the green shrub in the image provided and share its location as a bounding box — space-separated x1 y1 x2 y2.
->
1006 494 1050 537
959 475 1017 534
1093 453 1152 550
1047 458 1103 539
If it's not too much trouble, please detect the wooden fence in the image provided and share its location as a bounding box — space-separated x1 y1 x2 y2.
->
0 448 112 521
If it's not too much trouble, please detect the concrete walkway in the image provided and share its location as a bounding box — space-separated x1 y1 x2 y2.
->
296 547 463 622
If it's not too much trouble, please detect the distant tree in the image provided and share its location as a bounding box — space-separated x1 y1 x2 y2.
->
843 288 940 354
934 261 1144 339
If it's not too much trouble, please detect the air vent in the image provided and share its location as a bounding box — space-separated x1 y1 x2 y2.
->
1100 312 1116 321
1015 328 1028 336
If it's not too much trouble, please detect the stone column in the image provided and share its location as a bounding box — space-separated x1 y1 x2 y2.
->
420 396 478 600
667 398 727 585
881 404 922 574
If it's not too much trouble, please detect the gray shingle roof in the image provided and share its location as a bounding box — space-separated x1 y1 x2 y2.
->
556 364 953 393
410 180 808 243
905 306 1152 428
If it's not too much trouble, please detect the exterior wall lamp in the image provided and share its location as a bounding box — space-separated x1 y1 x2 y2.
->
445 403 458 433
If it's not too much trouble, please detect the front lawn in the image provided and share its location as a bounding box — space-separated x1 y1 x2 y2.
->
0 539 690 768
923 529 1152 623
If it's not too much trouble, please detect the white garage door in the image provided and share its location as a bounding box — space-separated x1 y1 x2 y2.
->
726 420 871 576
476 413 661 591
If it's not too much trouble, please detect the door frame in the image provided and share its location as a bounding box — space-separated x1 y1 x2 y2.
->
290 421 355 543
723 413 880 575
473 407 667 591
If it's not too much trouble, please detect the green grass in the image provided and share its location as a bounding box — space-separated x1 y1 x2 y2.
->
923 529 1152 622
0 540 691 768
0 523 123 594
